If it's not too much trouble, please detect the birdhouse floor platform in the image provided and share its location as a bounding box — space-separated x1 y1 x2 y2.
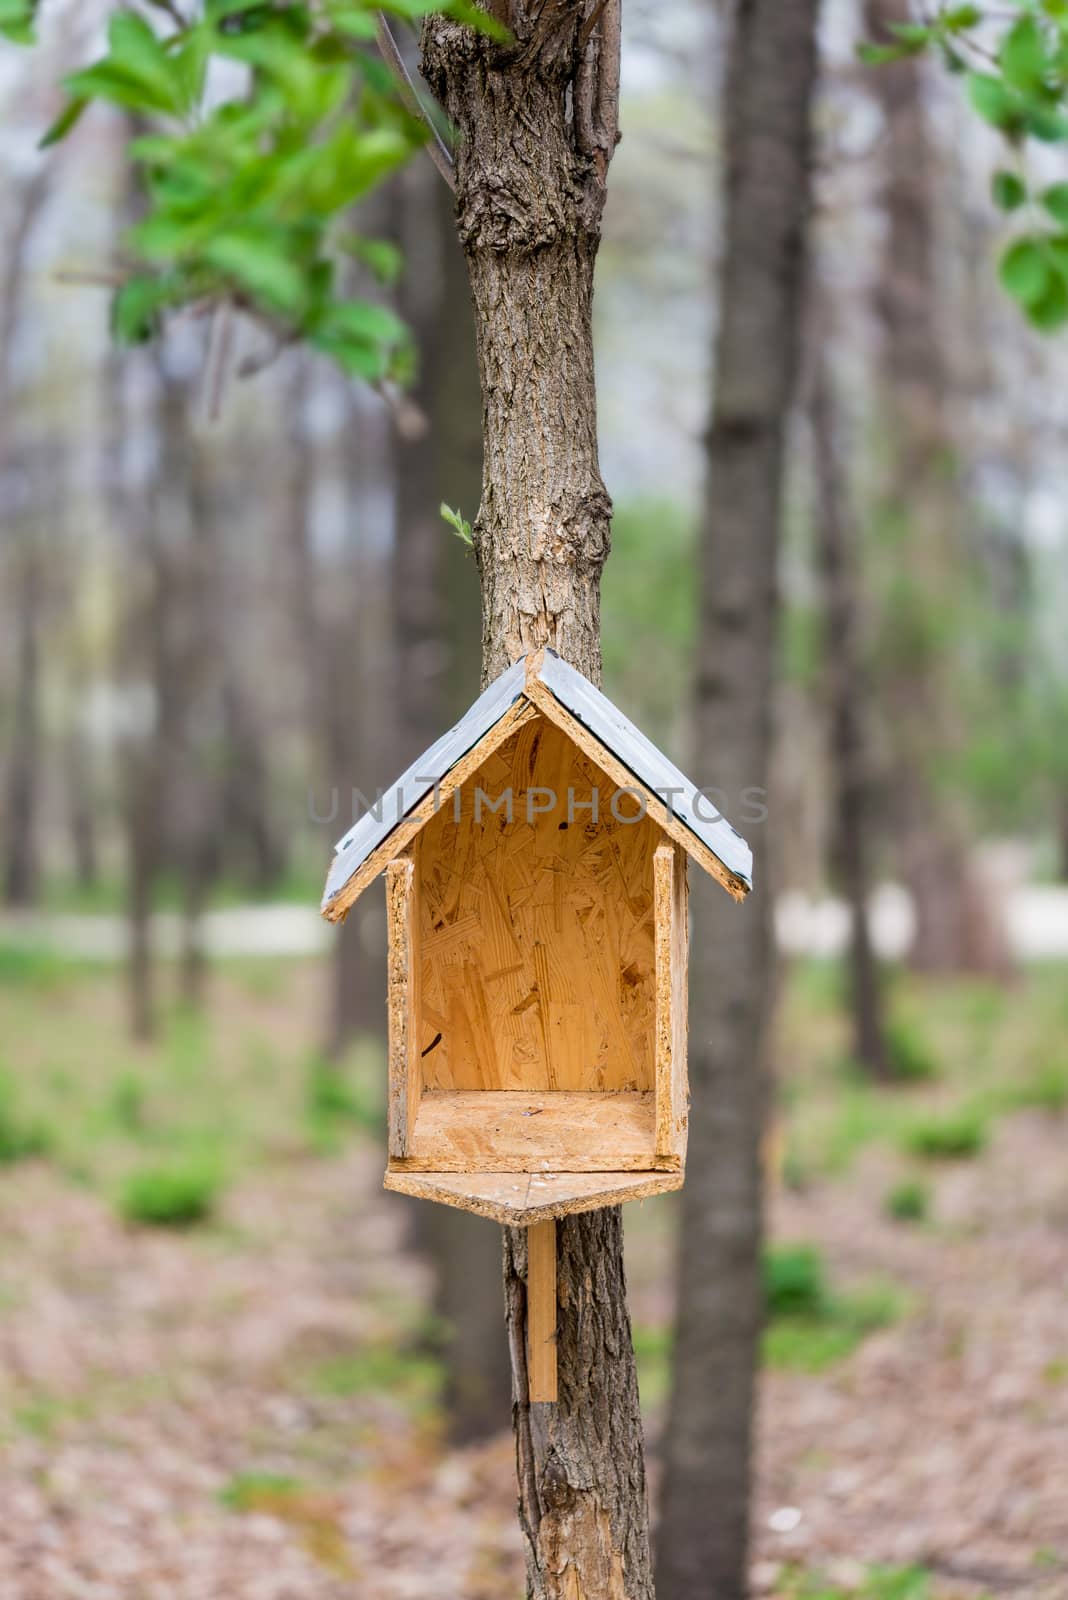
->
383 1165 683 1225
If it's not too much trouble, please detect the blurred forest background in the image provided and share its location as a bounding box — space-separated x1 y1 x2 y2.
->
2 1 1068 1598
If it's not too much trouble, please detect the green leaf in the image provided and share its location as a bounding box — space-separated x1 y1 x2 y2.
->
1025 101 1068 140
966 71 1025 133
111 274 177 343
888 21 934 45
1041 181 1068 223
107 11 188 112
203 227 311 316
944 4 981 27
1000 14 1048 93
992 169 1027 210
308 296 411 379
440 503 473 547
65 61 174 116
126 211 205 261
858 40 915 64
313 298 408 345
1026 262 1068 327
0 0 35 44
338 234 404 283
328 6 378 38
38 97 89 148
999 236 1052 305
380 0 511 42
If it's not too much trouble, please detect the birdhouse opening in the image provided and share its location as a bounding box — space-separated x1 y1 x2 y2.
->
384 713 690 1185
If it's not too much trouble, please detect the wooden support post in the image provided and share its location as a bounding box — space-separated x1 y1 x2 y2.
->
526 1219 558 1403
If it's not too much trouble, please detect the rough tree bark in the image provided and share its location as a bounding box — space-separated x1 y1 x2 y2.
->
807 300 888 1080
421 6 654 1596
656 3 821 1598
865 0 1008 977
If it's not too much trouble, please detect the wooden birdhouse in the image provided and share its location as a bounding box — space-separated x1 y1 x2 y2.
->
320 648 751 1398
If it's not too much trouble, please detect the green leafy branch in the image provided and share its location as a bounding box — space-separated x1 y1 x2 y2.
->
860 2 1068 331
3 1 505 382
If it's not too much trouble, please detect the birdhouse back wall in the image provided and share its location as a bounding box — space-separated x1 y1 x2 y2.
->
417 716 659 1094
385 714 691 1178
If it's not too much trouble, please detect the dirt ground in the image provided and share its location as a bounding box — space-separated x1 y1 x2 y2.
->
1 961 1066 1599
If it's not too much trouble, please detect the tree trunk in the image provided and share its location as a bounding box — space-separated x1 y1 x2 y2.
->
0 173 51 909
656 4 821 1598
422 7 653 1596
328 377 393 1057
3 537 43 907
865 0 1008 977
807 309 888 1080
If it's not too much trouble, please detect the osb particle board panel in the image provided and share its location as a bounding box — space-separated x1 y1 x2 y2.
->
383 1166 685 1225
654 842 689 1161
385 858 420 1159
395 1089 674 1173
413 715 661 1095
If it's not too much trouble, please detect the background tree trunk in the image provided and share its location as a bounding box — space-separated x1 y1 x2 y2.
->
392 161 510 1446
0 172 51 909
422 7 654 1596
807 302 888 1080
656 3 821 1597
3 525 43 908
865 0 1008 978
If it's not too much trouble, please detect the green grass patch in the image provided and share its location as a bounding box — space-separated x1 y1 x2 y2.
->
632 1323 672 1408
220 1472 305 1512
885 1178 930 1224
109 1073 148 1135
0 939 73 989
304 1046 384 1152
0 1071 50 1164
765 1281 904 1373
1006 1061 1068 1114
780 1564 935 1600
119 1157 223 1228
765 1244 829 1318
763 1245 904 1373
634 1249 906 1393
305 1341 443 1415
902 1107 988 1161
884 1015 940 1084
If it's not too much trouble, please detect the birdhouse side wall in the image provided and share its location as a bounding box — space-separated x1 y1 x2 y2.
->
654 842 689 1163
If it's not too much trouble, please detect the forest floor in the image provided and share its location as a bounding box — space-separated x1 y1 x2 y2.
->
1 951 1066 1599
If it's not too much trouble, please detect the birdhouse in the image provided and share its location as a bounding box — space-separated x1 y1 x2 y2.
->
320 648 751 1397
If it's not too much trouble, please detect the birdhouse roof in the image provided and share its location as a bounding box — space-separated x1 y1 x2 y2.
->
321 648 753 921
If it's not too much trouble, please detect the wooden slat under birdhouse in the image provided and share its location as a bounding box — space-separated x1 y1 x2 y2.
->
526 1220 558 1403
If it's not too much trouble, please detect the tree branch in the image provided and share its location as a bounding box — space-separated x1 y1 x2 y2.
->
573 0 621 183
376 14 456 192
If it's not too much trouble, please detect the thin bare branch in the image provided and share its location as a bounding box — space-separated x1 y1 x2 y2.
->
375 14 456 193
573 0 621 182
577 0 608 52
53 267 127 289
202 304 234 422
594 0 621 178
